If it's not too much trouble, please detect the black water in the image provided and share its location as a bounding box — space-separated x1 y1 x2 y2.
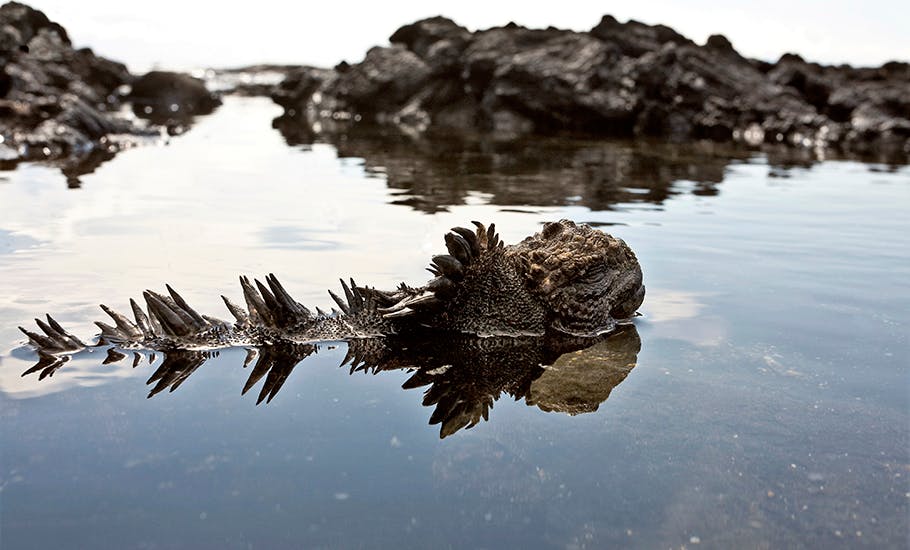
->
1 96 908 549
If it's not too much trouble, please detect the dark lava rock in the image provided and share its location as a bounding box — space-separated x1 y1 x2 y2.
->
0 1 142 163
324 45 431 115
270 66 332 110
462 25 626 134
389 16 471 74
127 70 221 124
0 2 222 172
589 15 693 57
271 15 909 159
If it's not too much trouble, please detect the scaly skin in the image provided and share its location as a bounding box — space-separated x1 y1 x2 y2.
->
20 220 645 356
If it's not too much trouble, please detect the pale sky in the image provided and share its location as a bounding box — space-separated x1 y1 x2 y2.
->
29 1 910 72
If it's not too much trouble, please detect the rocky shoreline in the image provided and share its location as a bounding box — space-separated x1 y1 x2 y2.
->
0 2 219 171
2 2 908 171
272 16 909 160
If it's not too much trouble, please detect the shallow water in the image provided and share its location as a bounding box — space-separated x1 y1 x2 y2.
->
1 96 908 549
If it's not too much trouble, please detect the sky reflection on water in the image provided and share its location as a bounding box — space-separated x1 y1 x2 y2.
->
1 97 908 549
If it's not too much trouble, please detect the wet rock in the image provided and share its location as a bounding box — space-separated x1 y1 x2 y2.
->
589 14 693 57
0 2 144 164
0 2 226 169
0 1 69 50
389 16 470 74
768 56 832 109
270 65 333 110
270 14 909 160
704 33 735 53
324 45 431 114
468 26 633 133
127 70 221 125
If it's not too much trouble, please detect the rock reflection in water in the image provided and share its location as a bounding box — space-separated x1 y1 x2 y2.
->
272 112 910 215
277 123 741 213
21 326 640 438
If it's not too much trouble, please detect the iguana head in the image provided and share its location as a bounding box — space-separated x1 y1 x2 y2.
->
509 219 645 336
378 219 644 337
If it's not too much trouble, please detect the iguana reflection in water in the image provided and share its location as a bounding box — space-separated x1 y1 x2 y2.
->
21 326 640 438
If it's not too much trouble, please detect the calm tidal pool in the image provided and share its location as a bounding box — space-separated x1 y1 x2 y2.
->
1 96 908 549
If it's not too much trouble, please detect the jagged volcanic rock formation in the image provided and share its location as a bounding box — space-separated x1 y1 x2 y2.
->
0 1 138 162
0 2 220 168
3 4 906 166
272 16 909 158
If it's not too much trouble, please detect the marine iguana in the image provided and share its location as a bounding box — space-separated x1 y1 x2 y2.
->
19 219 645 358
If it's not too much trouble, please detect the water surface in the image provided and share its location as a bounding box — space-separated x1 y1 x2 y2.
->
1 97 908 549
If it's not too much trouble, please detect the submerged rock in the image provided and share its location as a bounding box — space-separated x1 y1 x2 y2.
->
271 15 909 158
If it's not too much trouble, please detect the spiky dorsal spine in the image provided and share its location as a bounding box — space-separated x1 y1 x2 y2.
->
377 222 503 321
